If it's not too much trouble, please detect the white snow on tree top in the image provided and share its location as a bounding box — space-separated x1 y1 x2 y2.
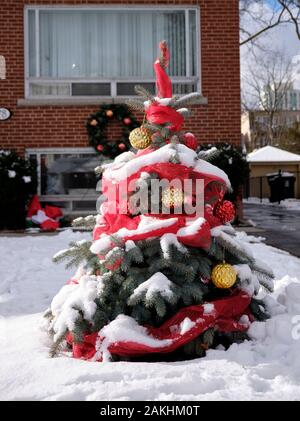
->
129 272 174 301
247 146 300 163
102 143 231 188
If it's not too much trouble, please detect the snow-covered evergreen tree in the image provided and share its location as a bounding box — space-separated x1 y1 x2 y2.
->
46 42 273 362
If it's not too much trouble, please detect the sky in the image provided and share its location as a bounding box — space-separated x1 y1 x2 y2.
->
240 1 300 91
241 1 300 57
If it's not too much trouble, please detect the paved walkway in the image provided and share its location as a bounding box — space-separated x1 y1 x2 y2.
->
244 203 300 257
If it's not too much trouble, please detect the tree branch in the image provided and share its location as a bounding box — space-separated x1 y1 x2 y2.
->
240 0 300 46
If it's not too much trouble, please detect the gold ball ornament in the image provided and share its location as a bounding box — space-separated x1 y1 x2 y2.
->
106 110 114 117
90 119 98 126
129 126 152 150
162 187 185 208
211 262 237 289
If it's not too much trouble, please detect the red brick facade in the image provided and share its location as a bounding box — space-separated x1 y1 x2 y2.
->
0 0 241 153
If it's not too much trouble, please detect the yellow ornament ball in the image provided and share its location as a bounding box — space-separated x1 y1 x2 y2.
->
129 126 152 150
106 110 114 117
211 262 237 289
162 187 185 208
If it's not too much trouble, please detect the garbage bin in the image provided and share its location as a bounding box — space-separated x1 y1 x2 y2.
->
267 171 296 203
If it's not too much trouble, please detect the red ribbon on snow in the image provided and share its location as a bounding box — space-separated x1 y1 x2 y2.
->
67 290 251 361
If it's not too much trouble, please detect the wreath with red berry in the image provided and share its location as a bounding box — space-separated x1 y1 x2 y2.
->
86 104 140 158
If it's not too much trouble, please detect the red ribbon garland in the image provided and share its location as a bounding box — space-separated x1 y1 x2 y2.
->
67 290 251 361
146 103 184 132
154 56 172 98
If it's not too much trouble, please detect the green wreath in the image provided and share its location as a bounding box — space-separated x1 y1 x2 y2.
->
87 104 140 158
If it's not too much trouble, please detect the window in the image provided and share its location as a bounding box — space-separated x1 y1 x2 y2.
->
26 148 103 214
25 7 200 98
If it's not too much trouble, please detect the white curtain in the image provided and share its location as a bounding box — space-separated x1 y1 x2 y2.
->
39 10 187 79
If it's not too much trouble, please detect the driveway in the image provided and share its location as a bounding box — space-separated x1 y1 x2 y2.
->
243 203 300 258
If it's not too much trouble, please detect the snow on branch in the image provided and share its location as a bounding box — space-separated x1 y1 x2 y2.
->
94 314 173 362
160 233 188 259
50 275 102 341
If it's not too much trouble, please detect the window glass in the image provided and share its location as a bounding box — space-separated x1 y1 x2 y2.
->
39 153 98 195
27 8 199 97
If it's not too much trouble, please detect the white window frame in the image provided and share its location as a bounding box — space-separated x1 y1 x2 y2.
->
24 5 201 100
26 147 102 214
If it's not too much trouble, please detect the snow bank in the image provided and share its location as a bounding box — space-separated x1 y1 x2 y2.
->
245 197 300 211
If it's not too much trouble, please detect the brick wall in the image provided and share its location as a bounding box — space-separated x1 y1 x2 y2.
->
0 0 241 153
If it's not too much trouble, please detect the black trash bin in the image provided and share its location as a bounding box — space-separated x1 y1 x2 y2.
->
267 170 296 203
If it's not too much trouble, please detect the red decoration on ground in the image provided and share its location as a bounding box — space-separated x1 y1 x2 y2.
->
214 200 235 223
184 132 198 150
27 194 42 217
40 219 59 231
44 205 63 219
27 195 63 231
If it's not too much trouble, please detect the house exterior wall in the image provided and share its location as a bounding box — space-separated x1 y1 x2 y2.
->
0 0 241 154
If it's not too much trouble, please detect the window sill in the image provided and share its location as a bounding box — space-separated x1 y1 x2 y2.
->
17 96 208 107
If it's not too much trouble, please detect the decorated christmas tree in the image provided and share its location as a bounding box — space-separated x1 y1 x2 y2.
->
46 42 274 362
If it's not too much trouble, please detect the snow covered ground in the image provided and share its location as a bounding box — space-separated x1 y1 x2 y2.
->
244 197 300 211
1 229 300 401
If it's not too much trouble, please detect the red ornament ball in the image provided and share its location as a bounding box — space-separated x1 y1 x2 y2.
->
184 132 198 150
123 117 131 125
118 143 126 151
214 200 235 223
97 144 104 152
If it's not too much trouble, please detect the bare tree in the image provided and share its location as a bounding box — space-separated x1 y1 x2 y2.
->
240 0 300 46
243 50 294 146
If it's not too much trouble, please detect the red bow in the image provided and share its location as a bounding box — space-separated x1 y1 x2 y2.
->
146 103 184 131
